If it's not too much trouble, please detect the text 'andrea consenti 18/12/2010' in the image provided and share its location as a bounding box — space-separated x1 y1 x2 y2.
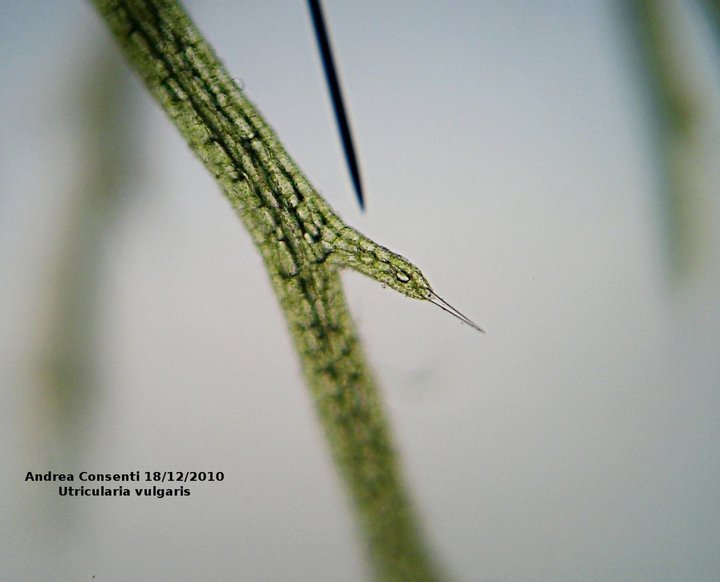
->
24 470 226 498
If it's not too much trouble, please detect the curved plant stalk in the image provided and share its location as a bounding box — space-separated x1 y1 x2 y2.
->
40 47 129 456
625 0 703 280
90 0 476 579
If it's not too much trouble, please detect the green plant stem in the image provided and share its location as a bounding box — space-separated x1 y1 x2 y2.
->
42 47 129 453
91 1 444 579
626 0 700 279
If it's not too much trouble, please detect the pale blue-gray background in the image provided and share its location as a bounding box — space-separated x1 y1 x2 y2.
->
2 1 719 580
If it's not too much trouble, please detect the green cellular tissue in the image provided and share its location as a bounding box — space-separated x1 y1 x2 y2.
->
91 1 475 579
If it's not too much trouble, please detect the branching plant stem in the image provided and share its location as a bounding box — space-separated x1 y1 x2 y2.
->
91 0 452 579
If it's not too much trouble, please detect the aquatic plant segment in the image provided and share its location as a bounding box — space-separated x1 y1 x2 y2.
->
625 0 700 280
92 0 480 579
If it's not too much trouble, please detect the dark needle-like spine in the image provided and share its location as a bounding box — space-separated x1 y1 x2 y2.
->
307 0 366 210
